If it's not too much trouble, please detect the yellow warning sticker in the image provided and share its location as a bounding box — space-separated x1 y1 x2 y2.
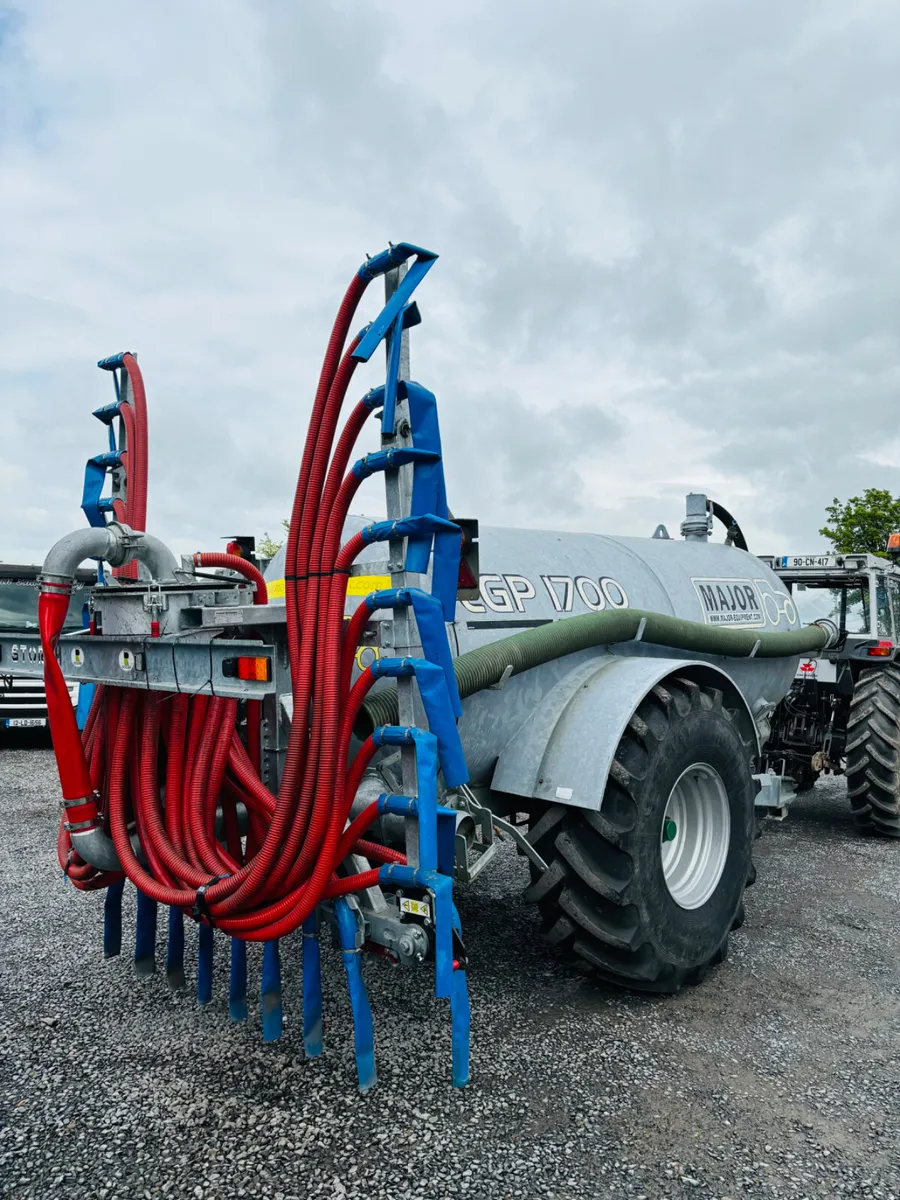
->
265 575 389 601
347 574 391 597
400 897 431 919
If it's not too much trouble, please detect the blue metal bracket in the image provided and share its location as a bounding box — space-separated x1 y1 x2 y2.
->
366 588 461 714
197 923 214 1005
92 400 121 426
381 302 421 435
377 865 456 1000
357 242 436 283
134 891 157 977
370 664 468 788
103 880 125 958
302 914 324 1059
97 352 130 371
360 515 461 620
375 793 457 876
352 446 439 480
353 245 437 363
261 940 283 1042
334 899 376 1093
166 906 186 991
229 938 248 1022
81 451 124 529
450 904 471 1088
372 727 439 870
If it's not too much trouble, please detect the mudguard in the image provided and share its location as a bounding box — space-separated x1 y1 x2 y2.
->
489 653 759 812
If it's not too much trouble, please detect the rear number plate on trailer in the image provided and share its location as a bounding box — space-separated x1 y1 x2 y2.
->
6 718 46 727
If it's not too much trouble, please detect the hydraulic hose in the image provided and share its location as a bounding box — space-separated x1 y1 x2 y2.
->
708 499 749 552
192 553 268 603
357 609 837 735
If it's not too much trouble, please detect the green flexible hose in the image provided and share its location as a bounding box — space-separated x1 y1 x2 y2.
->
358 609 831 736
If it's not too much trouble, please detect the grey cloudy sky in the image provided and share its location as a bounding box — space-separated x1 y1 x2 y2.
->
1 0 899 565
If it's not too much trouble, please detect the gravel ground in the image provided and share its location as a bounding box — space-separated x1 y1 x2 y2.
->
1 745 899 1200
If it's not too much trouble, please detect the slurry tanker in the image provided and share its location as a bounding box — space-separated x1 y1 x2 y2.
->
0 245 839 1090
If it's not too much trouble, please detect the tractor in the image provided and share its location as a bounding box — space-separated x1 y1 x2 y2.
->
760 549 900 836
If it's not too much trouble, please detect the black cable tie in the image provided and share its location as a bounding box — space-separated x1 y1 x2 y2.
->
191 873 230 925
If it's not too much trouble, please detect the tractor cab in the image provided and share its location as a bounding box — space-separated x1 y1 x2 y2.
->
758 552 900 672
759 548 900 793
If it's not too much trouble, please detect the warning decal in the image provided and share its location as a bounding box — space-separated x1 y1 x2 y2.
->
692 578 765 629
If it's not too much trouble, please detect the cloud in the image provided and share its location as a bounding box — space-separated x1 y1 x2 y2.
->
1 0 899 568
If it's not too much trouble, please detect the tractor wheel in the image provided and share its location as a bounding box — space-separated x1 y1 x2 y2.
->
524 677 756 993
845 666 900 838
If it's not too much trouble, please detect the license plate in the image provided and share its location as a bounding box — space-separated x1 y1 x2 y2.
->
6 718 47 728
780 555 838 569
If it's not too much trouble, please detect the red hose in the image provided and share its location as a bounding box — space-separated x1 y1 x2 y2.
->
192 553 267 603
113 354 148 580
42 264 409 937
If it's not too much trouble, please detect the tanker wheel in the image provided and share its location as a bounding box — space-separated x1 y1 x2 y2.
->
524 677 756 993
845 665 900 838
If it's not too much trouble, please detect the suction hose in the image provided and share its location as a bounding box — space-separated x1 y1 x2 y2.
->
357 609 838 735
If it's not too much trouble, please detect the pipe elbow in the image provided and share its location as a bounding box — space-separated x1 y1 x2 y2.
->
70 827 123 873
41 526 118 587
133 531 179 582
40 523 179 589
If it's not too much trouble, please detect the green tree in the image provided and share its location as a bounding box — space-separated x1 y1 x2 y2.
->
257 518 290 560
819 489 900 557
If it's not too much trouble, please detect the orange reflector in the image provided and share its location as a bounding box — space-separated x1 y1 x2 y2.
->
868 641 893 657
237 656 271 681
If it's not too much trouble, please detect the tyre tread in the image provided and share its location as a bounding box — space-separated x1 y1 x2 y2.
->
846 666 900 838
525 676 752 992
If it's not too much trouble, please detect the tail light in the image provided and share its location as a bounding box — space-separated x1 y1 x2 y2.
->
223 655 272 681
868 641 893 658
454 518 480 601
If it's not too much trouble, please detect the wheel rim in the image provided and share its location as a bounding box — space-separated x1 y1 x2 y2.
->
660 763 731 910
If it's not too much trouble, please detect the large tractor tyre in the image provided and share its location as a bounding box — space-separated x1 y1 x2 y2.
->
845 666 900 838
524 677 756 993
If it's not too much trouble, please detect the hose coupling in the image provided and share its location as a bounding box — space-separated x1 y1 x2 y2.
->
812 618 840 650
62 793 100 833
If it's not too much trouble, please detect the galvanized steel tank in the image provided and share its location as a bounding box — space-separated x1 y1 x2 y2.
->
266 516 801 783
